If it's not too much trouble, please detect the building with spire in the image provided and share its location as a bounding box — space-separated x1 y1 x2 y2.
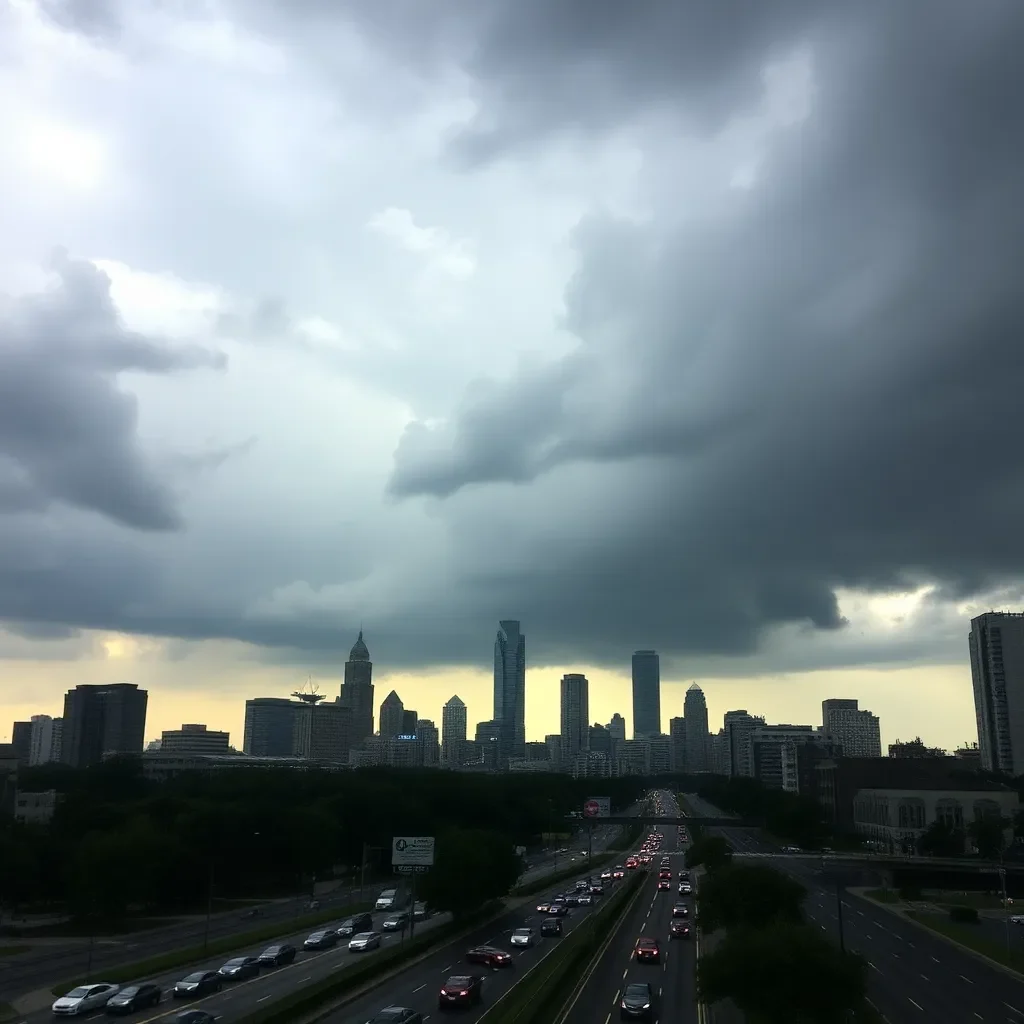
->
494 620 526 766
684 683 710 772
339 630 374 746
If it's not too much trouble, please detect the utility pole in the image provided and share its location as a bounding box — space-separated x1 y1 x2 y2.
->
1000 865 1010 959
203 859 214 954
835 879 846 953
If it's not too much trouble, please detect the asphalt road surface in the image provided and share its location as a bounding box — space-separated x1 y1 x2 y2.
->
561 792 696 1024
1 830 611 1001
7 826 624 1021
684 792 1024 1023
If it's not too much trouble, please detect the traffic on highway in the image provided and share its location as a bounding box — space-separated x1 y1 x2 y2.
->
685 791 1024 1023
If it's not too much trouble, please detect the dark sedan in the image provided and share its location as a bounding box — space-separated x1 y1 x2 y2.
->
336 912 374 937
669 920 691 940
464 945 514 969
218 956 260 981
173 972 221 999
620 982 654 1020
438 974 484 1010
256 944 296 968
366 1007 423 1024
173 1012 218 1024
105 983 162 1015
634 938 660 963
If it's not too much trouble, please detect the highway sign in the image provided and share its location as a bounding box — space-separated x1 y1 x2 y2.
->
395 865 430 874
583 797 610 818
393 835 435 867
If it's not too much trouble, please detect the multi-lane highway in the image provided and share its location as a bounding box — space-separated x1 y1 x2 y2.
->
1 831 608 1002
685 792 1024 1022
6 824 625 1023
559 792 696 1024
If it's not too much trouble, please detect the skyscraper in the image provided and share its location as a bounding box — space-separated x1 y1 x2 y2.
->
607 713 627 742
559 673 590 759
61 683 148 768
821 699 881 758
441 696 467 765
340 631 374 745
970 611 1024 774
379 691 405 739
243 698 297 756
684 683 710 772
494 620 526 764
631 650 661 738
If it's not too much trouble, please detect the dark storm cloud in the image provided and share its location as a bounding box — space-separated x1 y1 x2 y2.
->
0 250 224 531
385 0 1024 667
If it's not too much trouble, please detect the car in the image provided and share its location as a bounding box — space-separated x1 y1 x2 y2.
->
679 883 693 894
577 892 593 905
375 888 399 911
563 894 580 907
548 902 569 917
172 1013 218 1024
413 902 430 921
337 912 374 937
657 879 670 891
782 845 801 854
678 871 689 880
658 870 672 880
590 883 604 895
464 945 514 968
669 920 691 940
349 931 382 951
620 981 654 1020
173 972 221 999
438 974 484 1010
52 983 120 1017
540 918 563 937
672 903 689 918
634 938 660 963
600 869 613 880
382 913 409 932
613 867 625 879
304 929 339 949
365 1006 424 1024
105 983 162 1015
536 900 551 913
510 927 536 947
257 944 296 967
218 956 260 980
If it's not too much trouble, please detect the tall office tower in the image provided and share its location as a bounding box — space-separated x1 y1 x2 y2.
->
11 721 31 764
61 683 148 768
684 683 710 772
339 631 375 745
441 696 468 765
416 719 441 766
379 691 405 738
401 709 418 735
494 620 526 764
821 698 881 758
589 723 613 757
607 713 627 742
669 716 687 772
243 697 297 756
28 715 61 765
559 673 590 758
970 611 1024 774
631 651 661 738
723 710 765 777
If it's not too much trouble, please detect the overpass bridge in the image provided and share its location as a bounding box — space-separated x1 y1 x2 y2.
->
732 850 1024 874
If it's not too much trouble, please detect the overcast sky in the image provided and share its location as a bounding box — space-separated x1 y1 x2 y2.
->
2 0 1023 746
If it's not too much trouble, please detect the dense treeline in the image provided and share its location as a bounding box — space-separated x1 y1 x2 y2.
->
696 774 829 848
0 758 646 921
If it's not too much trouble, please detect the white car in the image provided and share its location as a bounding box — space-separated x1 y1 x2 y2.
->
349 931 382 952
51 983 120 1016
510 927 536 947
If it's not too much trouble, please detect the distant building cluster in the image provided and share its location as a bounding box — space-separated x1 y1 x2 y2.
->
2 608 1022 845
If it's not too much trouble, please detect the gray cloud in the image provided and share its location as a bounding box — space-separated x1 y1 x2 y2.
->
0 250 224 532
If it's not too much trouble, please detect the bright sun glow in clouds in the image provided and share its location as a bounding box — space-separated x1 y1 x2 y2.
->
19 119 107 191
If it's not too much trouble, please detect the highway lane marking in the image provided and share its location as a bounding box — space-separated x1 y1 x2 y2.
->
857 910 865 917
1005 1003 1024 1015
920 973 929 981
868 961 880 972
873 921 885 929
298 975 311 983
257 995 271 1003
604 1016 611 1024
413 984 426 992
442 964 452 971
960 974 973 984
865 998 889 1022
931 956 940 962
908 998 924 1011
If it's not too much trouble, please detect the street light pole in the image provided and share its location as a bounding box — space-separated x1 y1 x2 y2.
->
1000 865 1010 959
835 879 846 953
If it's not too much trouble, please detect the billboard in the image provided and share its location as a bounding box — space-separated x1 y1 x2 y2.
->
392 836 435 867
583 797 611 818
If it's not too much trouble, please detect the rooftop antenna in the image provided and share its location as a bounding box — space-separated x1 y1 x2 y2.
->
292 675 326 705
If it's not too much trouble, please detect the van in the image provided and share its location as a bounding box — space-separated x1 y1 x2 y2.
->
375 888 397 911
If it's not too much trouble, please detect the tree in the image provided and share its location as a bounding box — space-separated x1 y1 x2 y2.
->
968 813 1010 859
418 828 523 919
698 864 805 934
685 835 732 873
917 818 965 857
698 922 868 1024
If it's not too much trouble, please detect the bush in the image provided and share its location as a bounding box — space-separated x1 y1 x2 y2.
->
948 905 979 924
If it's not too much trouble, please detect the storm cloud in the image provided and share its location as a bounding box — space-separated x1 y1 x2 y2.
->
4 0 1024 674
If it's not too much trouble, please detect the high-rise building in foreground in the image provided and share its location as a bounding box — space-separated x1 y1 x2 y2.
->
822 699 881 758
379 691 405 739
494 620 526 764
684 683 710 772
560 674 590 758
970 611 1024 774
631 650 661 738
340 631 375 746
441 695 467 765
61 683 148 768
28 715 61 765
607 713 626 742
